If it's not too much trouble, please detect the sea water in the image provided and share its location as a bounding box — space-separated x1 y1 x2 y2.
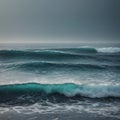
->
0 43 120 119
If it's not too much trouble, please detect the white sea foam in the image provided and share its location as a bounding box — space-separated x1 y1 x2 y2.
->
97 47 120 53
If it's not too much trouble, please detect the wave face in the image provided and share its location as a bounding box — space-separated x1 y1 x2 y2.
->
0 83 120 104
0 50 97 62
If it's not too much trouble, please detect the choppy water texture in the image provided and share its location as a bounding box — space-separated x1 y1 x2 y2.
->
0 45 120 119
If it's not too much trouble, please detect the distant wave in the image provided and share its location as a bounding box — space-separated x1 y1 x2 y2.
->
0 83 120 103
0 49 95 60
0 47 120 55
3 62 120 72
0 47 119 61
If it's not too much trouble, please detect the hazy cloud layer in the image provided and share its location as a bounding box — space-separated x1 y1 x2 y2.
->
0 0 120 43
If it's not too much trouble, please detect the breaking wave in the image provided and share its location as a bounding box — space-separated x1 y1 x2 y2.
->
0 83 120 103
97 47 120 53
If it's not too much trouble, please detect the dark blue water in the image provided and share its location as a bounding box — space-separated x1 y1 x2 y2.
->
0 44 120 118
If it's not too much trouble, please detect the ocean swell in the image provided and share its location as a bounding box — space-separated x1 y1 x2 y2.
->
0 47 119 61
0 83 120 100
4 62 120 72
0 49 95 61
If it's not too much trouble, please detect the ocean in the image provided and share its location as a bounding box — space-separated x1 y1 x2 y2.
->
0 44 120 120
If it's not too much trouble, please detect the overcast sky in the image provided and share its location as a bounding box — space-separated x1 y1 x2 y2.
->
0 0 120 43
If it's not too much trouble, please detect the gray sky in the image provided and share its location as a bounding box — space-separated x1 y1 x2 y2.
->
0 0 120 43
